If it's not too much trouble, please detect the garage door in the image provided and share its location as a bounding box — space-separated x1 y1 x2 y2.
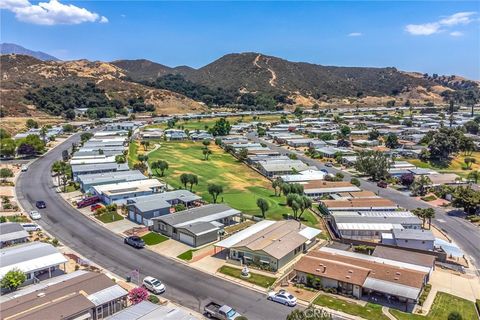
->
136 214 142 224
179 232 195 246
128 211 135 221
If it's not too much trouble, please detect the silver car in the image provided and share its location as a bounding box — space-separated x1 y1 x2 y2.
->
29 210 41 220
267 290 297 306
21 223 42 232
142 276 165 294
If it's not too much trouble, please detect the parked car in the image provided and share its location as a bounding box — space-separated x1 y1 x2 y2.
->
21 223 42 232
324 162 333 167
267 290 297 306
377 180 388 188
204 302 241 320
77 195 100 209
29 210 41 220
21 165 28 172
142 276 165 294
36 200 46 209
320 169 329 174
91 204 103 211
124 236 145 248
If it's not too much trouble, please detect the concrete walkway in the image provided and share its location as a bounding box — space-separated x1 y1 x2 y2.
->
382 306 397 320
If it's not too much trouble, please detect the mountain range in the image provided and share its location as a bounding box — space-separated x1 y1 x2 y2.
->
1 43 478 119
0 43 59 61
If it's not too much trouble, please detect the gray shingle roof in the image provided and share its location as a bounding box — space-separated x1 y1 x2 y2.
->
392 228 435 241
0 223 29 243
153 204 240 227
127 190 201 212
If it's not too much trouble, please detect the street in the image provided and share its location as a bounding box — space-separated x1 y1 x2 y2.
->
247 132 480 275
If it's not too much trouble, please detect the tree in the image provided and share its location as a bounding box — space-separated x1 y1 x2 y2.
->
368 129 380 141
208 184 223 203
464 157 476 170
39 126 48 144
384 133 399 149
128 287 149 305
412 208 427 228
464 120 479 134
238 148 248 161
151 160 169 176
25 119 38 129
0 138 16 157
354 150 390 181
467 171 480 183
132 162 148 173
0 128 11 139
338 125 351 139
187 174 198 191
452 186 480 214
202 139 211 147
140 140 150 151
209 118 231 136
180 173 190 189
350 178 361 187
16 135 45 155
459 135 475 156
427 128 463 163
115 155 126 164
423 208 435 229
0 268 26 291
202 147 212 160
410 175 432 196
0 168 13 182
62 124 74 133
272 177 283 196
137 154 148 163
80 132 93 143
256 198 269 218
297 195 312 219
286 194 301 219
400 173 415 186
287 307 332 320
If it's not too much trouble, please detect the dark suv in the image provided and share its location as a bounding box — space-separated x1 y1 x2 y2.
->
124 236 145 248
36 200 47 209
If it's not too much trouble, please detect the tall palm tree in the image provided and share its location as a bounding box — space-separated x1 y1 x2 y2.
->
423 208 435 229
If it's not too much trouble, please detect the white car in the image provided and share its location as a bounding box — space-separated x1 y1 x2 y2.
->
267 290 297 306
29 210 41 220
142 276 165 294
21 165 28 172
21 223 42 232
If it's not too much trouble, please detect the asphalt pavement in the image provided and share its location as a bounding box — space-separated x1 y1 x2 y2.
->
247 133 480 275
15 133 351 320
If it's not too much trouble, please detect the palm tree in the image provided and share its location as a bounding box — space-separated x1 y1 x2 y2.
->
256 198 269 218
411 175 432 196
412 208 427 228
424 208 435 229
467 171 480 184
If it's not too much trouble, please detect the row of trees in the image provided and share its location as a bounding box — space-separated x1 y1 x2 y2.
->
51 160 73 192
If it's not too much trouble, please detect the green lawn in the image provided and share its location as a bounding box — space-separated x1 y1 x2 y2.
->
217 265 277 288
95 212 124 223
406 152 480 179
313 294 389 320
128 141 139 167
147 141 318 226
177 249 198 261
7 215 30 223
390 292 478 320
141 232 169 245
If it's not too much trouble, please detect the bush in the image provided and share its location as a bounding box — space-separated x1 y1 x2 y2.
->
0 268 26 291
350 178 361 187
353 245 375 254
421 195 437 202
148 294 160 304
448 311 462 320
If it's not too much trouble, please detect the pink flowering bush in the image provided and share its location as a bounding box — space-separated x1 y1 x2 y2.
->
128 286 149 305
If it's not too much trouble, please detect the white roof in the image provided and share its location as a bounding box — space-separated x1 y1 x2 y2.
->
87 284 127 306
337 223 404 231
363 277 421 300
94 179 164 195
298 226 322 239
70 156 117 165
319 247 431 273
215 220 276 248
0 242 68 279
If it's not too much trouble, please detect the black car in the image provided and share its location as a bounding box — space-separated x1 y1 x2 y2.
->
36 200 47 209
124 236 145 248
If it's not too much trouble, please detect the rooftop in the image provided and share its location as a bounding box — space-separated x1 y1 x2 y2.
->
392 228 435 241
153 204 240 228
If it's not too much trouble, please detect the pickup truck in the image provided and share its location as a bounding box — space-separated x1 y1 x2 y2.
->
204 302 242 319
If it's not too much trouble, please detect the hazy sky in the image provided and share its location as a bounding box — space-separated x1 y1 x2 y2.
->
1 1 479 79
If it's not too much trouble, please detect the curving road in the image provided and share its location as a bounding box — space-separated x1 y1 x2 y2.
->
15 134 300 320
247 133 480 275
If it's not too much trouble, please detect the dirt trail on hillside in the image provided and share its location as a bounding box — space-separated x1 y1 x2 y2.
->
253 54 277 87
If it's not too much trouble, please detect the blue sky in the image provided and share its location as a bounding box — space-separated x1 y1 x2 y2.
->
1 1 479 79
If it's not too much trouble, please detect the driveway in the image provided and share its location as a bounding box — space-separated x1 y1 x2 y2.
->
149 239 192 258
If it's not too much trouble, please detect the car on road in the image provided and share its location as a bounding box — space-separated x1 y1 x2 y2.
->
142 276 166 294
36 200 46 209
320 169 329 174
204 302 242 319
267 290 297 306
324 162 333 167
21 165 28 172
124 236 145 248
377 181 388 188
21 223 42 232
29 210 41 220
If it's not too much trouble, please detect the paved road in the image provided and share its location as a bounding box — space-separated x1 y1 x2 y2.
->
15 133 353 320
248 133 480 274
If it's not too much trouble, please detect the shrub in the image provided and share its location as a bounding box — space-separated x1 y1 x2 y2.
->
350 178 361 187
128 287 149 305
0 268 26 291
148 294 160 304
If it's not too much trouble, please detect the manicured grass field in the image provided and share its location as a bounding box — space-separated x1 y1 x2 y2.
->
313 294 389 320
217 266 277 288
141 232 169 245
145 114 290 131
147 141 318 226
128 141 139 167
390 292 478 320
406 152 480 179
177 249 198 261
96 212 124 223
